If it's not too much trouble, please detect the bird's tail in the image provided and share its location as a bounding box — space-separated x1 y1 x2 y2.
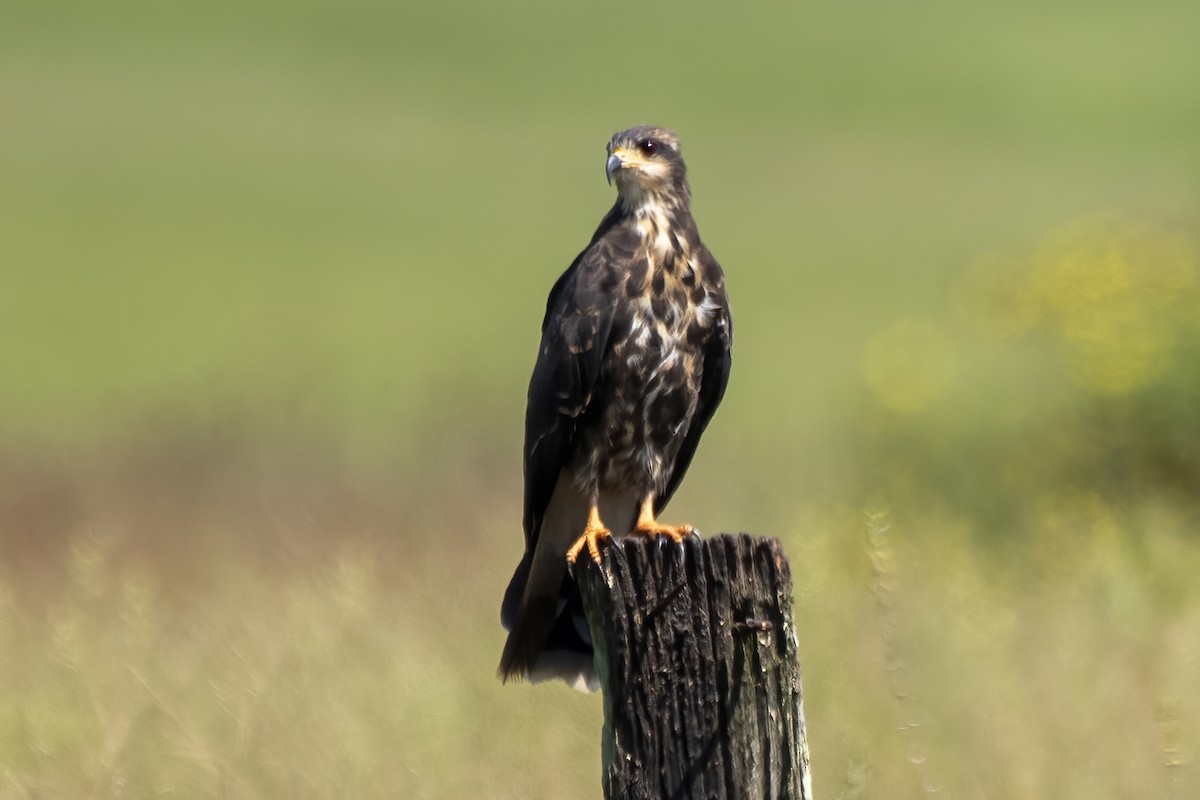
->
498 477 602 692
497 484 636 692
498 536 599 692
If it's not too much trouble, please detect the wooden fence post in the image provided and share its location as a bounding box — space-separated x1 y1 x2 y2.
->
573 533 813 800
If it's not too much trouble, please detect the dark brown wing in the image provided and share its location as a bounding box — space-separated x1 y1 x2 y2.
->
655 251 732 512
521 208 635 545
500 209 644 683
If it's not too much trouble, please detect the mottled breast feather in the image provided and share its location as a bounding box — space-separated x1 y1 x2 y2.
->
522 195 732 535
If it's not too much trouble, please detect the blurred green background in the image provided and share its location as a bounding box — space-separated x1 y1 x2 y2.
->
2 0 1199 797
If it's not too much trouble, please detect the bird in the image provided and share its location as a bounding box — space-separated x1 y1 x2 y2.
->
498 125 733 691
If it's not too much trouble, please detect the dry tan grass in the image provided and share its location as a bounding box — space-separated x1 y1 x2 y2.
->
1 452 1196 799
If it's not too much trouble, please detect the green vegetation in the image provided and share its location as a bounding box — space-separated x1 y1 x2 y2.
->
1 0 1198 796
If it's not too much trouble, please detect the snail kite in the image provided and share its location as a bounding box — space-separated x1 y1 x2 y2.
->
498 125 733 691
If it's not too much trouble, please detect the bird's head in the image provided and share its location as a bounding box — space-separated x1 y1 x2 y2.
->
605 125 689 211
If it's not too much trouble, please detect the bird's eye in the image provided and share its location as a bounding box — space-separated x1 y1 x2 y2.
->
637 139 658 157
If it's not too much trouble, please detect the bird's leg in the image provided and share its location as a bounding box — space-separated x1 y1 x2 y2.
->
630 494 696 543
565 503 612 565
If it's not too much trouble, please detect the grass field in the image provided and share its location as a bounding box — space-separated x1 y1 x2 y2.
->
2 0 1199 797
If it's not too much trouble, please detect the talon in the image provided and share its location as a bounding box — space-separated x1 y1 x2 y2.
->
631 495 696 545
566 525 612 565
565 503 612 565
632 523 694 544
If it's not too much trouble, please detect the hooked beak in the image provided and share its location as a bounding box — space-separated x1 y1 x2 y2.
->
606 152 623 185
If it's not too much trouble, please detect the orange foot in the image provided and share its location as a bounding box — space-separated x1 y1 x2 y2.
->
566 524 612 565
566 504 613 565
631 495 697 545
631 522 696 544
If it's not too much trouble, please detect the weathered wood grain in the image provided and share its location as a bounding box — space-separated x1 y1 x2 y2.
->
574 534 812 800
